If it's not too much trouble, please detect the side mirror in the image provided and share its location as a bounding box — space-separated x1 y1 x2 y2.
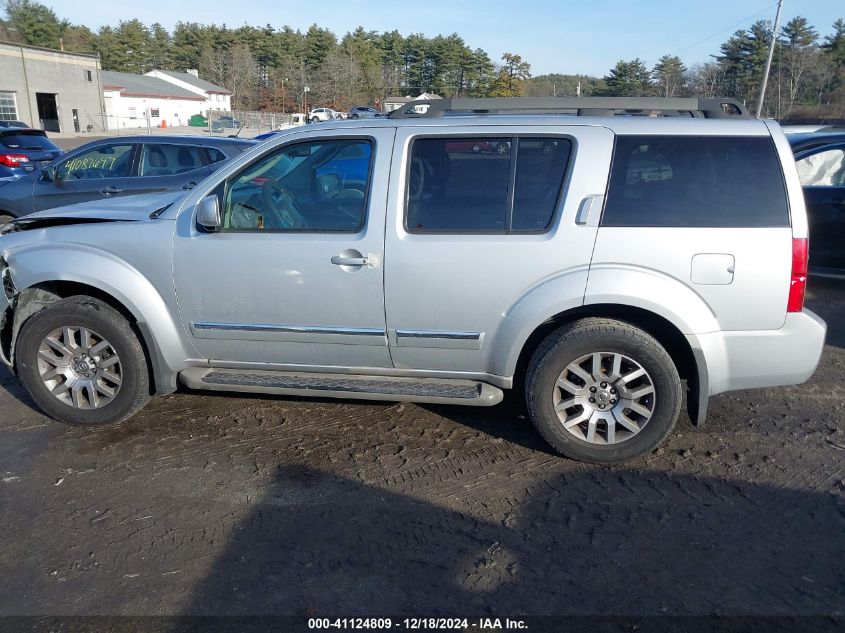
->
196 194 221 232
40 167 55 182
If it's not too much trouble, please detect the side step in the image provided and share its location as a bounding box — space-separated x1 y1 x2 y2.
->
179 368 504 407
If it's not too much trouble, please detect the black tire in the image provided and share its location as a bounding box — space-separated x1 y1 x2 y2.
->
16 296 151 425
525 318 681 463
351 113 359 119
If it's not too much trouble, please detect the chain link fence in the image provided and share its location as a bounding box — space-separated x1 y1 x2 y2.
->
206 109 302 137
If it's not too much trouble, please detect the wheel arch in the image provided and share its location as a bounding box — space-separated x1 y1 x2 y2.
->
512 303 707 426
2 267 184 395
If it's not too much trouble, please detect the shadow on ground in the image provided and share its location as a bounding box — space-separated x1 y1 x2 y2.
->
183 465 845 617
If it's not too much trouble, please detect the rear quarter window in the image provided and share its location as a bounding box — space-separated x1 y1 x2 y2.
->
602 135 790 228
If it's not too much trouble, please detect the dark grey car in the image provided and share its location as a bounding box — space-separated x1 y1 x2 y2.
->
0 135 256 223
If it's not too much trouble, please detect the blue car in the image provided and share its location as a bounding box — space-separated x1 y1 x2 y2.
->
0 126 63 181
0 135 256 224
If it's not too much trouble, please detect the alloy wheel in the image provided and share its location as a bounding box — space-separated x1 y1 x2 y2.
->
552 352 655 445
36 325 122 409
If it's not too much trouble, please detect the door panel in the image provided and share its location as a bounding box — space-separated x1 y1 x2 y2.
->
384 125 614 375
172 127 395 369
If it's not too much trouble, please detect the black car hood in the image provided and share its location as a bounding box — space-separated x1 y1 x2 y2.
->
1 190 185 234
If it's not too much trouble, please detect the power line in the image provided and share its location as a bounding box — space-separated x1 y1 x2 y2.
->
671 3 777 56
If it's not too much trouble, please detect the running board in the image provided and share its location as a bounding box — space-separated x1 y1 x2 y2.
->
179 368 504 406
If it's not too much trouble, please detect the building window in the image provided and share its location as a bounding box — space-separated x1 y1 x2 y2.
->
0 91 18 121
150 108 160 118
128 106 137 120
84 70 92 82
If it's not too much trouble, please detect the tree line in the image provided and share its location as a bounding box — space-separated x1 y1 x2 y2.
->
1 0 843 119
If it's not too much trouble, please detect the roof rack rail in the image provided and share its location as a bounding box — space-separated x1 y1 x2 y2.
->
387 96 750 120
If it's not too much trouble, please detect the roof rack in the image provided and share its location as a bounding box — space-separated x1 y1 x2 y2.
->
387 97 750 120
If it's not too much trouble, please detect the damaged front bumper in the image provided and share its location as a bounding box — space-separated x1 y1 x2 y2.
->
0 258 16 368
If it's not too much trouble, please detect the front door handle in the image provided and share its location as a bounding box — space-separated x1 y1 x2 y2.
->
100 185 123 195
331 255 368 266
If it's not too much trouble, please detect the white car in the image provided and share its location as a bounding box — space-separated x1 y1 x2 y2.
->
308 108 337 123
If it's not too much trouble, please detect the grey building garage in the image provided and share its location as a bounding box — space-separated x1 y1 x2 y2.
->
0 41 105 133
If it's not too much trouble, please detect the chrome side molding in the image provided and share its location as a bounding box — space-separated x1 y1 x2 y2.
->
192 322 384 336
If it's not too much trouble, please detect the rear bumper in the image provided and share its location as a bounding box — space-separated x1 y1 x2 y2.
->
691 309 827 396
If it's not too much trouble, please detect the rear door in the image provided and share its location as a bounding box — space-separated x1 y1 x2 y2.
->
32 141 136 211
589 133 793 331
130 143 215 196
383 124 614 376
795 143 845 271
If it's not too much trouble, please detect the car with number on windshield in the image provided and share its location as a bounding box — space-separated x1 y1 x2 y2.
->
0 135 256 224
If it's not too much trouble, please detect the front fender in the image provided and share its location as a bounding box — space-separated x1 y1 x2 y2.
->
3 241 194 391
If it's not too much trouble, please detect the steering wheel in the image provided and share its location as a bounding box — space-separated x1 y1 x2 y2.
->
260 178 308 229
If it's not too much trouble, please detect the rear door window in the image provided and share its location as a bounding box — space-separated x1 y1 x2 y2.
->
141 144 208 176
796 146 845 187
406 136 571 232
602 135 789 227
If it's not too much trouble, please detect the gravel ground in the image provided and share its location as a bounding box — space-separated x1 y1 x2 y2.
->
0 278 843 620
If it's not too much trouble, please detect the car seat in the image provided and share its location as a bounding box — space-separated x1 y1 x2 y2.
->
144 146 172 176
175 147 198 174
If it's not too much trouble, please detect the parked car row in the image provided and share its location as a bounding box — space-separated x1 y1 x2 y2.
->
309 106 385 123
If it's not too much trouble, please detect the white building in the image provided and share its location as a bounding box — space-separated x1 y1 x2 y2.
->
102 70 232 131
145 69 232 114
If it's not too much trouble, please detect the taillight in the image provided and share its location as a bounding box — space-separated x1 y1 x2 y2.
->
0 154 30 168
787 238 808 313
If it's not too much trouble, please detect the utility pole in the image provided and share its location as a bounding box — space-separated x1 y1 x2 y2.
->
756 0 784 119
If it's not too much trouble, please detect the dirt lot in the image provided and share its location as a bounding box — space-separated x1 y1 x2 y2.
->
0 279 843 623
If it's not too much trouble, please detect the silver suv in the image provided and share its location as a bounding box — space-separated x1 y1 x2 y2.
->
0 97 827 463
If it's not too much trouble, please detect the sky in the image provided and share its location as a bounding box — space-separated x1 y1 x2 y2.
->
49 0 844 76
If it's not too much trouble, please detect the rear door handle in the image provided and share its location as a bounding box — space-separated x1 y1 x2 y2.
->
576 194 604 225
331 256 368 266
100 185 124 195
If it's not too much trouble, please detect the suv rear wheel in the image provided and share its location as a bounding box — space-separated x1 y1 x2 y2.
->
526 318 682 463
16 296 151 425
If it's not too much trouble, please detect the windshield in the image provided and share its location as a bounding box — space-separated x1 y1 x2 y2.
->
0 132 60 151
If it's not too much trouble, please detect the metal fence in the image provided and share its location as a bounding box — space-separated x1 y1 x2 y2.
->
206 109 294 136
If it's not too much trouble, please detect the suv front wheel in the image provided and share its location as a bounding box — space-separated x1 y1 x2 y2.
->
16 296 151 425
526 318 682 463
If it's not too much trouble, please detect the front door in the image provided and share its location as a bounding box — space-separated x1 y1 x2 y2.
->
383 125 614 377
173 127 395 369
33 142 136 212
